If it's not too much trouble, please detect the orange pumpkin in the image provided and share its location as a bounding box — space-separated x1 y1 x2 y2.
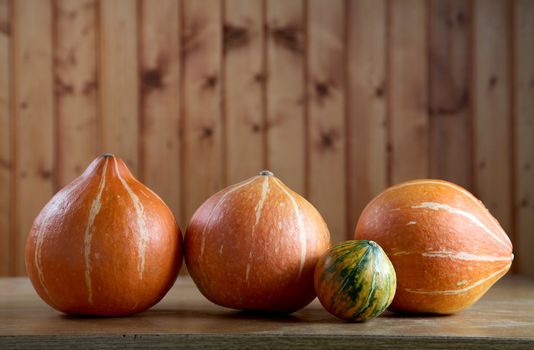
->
25 154 182 316
354 179 513 314
185 171 331 313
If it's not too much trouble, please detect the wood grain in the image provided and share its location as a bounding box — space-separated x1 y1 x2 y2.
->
0 276 533 349
12 0 55 275
55 0 99 187
389 0 429 184
514 0 534 277
346 0 387 234
472 0 512 233
99 0 139 173
266 0 305 194
139 0 182 223
182 0 224 223
429 0 472 189
0 0 10 276
307 0 346 242
224 0 265 184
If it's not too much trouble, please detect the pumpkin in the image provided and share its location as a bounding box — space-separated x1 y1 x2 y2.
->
354 179 513 314
25 154 182 316
184 170 331 312
314 240 396 321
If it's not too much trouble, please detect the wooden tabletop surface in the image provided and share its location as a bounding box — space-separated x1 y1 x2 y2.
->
1 276 533 349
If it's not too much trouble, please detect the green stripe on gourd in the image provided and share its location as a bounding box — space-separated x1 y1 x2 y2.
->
314 240 396 322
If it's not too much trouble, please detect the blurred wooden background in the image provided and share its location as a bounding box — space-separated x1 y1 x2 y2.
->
0 0 533 276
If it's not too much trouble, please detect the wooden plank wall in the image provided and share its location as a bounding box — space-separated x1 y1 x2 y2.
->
12 0 56 276
0 0 11 275
0 0 533 276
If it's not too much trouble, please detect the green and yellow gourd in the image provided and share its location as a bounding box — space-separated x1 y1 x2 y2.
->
314 240 396 321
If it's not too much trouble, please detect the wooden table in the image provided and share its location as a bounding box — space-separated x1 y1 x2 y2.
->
1 276 533 349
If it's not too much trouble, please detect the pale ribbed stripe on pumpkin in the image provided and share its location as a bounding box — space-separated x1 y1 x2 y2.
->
83 157 109 304
417 180 505 231
393 250 513 262
246 176 271 282
391 180 510 246
200 176 258 257
114 158 149 280
421 251 512 261
410 201 510 249
245 264 251 282
273 178 306 278
404 263 512 295
34 209 57 300
254 176 270 227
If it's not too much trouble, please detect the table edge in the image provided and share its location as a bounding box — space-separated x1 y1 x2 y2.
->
1 333 533 350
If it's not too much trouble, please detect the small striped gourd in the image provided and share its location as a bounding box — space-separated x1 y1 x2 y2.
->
314 240 396 322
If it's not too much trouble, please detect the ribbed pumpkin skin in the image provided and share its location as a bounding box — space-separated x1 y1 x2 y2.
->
185 171 331 313
25 154 182 316
355 179 513 314
314 240 396 321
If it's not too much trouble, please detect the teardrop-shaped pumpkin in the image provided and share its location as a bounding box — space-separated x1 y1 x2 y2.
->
185 171 331 313
25 154 182 316
355 179 513 314
314 240 396 321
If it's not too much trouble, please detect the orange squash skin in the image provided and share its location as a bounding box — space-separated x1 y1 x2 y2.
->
25 154 182 316
354 179 513 314
185 172 331 313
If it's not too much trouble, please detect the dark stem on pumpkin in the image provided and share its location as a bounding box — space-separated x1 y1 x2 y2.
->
101 153 115 158
259 170 274 176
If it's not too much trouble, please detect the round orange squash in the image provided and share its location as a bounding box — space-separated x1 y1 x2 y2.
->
185 171 331 313
25 154 182 316
354 179 513 314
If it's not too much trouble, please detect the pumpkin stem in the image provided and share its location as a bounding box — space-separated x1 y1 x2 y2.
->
369 240 378 247
101 153 115 158
259 170 274 176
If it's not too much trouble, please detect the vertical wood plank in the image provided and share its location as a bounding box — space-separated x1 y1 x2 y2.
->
182 0 223 223
389 0 429 184
0 0 11 275
429 0 472 189
55 0 99 187
99 0 139 173
473 0 512 233
266 0 305 194
13 0 55 275
224 0 264 184
514 0 534 276
139 0 181 223
346 0 387 234
307 0 346 242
